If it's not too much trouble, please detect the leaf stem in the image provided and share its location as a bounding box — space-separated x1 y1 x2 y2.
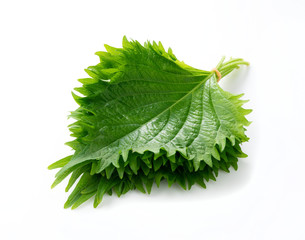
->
214 57 249 80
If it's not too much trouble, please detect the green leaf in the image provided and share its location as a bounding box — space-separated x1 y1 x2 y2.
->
58 37 250 175
49 37 251 208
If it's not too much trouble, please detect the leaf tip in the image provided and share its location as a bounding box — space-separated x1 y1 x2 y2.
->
51 182 57 189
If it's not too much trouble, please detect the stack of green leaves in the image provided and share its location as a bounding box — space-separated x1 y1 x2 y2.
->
49 37 251 209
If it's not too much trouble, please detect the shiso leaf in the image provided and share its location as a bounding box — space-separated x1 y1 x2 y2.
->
49 36 251 209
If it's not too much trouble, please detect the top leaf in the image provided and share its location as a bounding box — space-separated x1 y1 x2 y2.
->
57 36 250 178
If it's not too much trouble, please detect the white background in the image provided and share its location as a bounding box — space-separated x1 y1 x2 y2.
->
1 0 304 239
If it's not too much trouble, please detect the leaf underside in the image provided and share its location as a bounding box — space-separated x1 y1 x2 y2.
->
49 36 251 209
